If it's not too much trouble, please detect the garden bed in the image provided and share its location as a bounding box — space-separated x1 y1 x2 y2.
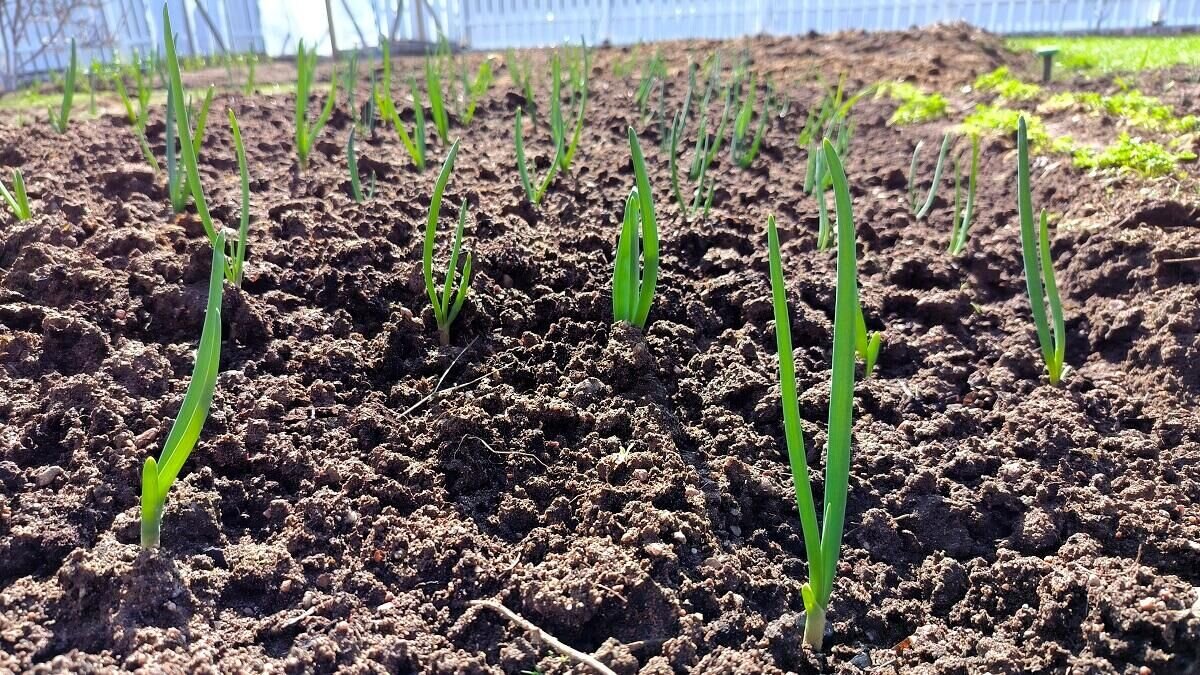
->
1 24 1198 673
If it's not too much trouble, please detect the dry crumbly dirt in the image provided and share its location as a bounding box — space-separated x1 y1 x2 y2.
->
1 24 1199 674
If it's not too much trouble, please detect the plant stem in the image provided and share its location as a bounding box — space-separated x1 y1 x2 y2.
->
140 504 162 548
803 605 826 649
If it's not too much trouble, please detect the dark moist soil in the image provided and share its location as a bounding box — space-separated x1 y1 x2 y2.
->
2 25 1199 674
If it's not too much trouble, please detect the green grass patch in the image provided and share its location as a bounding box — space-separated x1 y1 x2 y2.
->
1073 132 1196 177
973 67 1041 101
1007 35 1200 73
876 81 948 125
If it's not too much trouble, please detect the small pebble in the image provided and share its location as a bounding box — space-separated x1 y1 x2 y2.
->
645 542 670 558
35 466 63 487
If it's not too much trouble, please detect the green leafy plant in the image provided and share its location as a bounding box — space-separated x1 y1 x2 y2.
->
47 38 77 133
974 66 1041 101
1072 132 1196 177
1043 89 1197 134
378 41 427 171
909 132 952 219
877 81 948 125
948 135 979 255
424 141 472 346
294 40 337 169
959 105 1074 154
611 128 659 328
1016 116 1066 385
0 169 31 221
765 138 859 650
140 233 226 549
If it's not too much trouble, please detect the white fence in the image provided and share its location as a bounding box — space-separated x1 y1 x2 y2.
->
4 0 1199 88
458 0 1200 48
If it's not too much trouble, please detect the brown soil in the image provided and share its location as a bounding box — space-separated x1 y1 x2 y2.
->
2 25 1199 674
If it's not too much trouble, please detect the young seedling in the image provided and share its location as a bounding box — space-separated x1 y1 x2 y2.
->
346 127 376 203
114 70 160 173
812 149 832 250
344 51 359 125
244 55 257 94
730 73 771 168
227 109 251 287
912 132 953 219
47 39 77 134
766 138 859 651
1016 116 1066 384
514 107 561 205
87 60 99 115
163 6 250 286
425 57 450 144
378 41 426 170
140 234 226 549
948 135 979 255
294 40 337 170
855 305 883 377
461 59 493 125
363 67 378 137
505 49 536 117
166 84 214 212
424 141 472 346
555 40 590 173
668 110 716 220
611 128 659 328
634 49 665 121
0 169 31 221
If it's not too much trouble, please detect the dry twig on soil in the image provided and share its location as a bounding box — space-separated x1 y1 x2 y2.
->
468 599 617 675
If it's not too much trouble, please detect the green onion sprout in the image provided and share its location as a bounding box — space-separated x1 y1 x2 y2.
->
912 132 952 219
378 40 426 171
294 40 337 170
47 39 77 134
424 141 473 346
0 169 31 221
611 128 659 328
1016 116 1067 385
766 138 859 651
948 135 979 255
140 234 226 549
